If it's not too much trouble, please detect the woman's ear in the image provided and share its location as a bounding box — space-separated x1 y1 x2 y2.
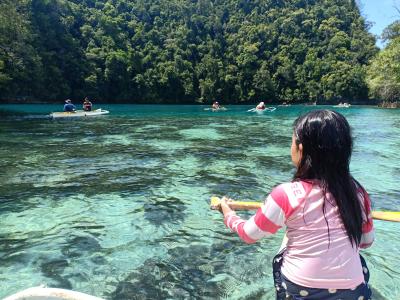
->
298 143 303 152
298 143 303 160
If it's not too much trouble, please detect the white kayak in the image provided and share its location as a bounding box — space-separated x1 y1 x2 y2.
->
3 286 104 300
247 107 276 112
333 103 351 108
50 109 109 119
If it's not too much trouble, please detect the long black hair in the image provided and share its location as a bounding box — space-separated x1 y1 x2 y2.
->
293 109 365 247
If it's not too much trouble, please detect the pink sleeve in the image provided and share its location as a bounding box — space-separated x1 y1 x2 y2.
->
223 183 299 244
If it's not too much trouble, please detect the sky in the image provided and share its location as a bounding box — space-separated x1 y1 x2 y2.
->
359 0 399 47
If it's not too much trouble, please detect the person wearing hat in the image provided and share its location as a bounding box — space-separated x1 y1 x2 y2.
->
256 101 266 110
82 97 92 112
64 99 76 112
212 101 221 110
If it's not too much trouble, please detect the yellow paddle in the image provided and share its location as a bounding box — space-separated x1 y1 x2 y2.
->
210 196 400 222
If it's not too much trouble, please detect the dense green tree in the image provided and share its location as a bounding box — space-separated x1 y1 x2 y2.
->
382 20 400 42
367 6 400 103
0 0 40 98
0 0 378 104
367 36 400 102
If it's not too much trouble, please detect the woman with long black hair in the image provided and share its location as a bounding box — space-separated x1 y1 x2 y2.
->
217 110 374 299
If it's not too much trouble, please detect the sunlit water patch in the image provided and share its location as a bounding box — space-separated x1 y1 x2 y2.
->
0 104 399 299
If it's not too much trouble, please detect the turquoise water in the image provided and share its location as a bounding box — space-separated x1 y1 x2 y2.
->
0 104 399 299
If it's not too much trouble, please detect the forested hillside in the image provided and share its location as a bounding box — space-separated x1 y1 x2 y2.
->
367 20 400 104
0 0 377 104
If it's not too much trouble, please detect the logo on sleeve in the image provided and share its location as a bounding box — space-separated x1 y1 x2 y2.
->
283 182 306 208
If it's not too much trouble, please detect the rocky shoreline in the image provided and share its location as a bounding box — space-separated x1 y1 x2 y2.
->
378 101 400 108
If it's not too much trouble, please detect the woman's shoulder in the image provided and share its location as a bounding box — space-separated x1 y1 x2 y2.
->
272 180 314 194
268 181 315 214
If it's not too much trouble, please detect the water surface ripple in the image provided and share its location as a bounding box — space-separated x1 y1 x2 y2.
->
0 104 399 299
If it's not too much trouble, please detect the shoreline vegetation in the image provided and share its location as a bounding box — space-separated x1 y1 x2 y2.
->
0 98 388 107
0 0 377 105
0 1 398 105
378 101 400 108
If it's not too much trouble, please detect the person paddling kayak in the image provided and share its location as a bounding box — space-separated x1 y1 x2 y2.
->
212 101 221 110
83 97 93 111
215 110 374 299
256 101 266 110
63 99 76 112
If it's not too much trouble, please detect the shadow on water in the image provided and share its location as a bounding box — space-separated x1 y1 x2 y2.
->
110 244 224 299
371 287 389 300
110 239 275 300
40 259 72 289
143 197 187 226
40 235 108 288
61 234 103 258
0 233 31 265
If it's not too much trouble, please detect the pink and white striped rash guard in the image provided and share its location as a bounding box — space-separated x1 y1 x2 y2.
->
224 180 374 289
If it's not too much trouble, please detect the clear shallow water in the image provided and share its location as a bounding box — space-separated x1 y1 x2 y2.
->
0 104 399 299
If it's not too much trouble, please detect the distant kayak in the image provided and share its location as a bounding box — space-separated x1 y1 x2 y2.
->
204 107 227 112
50 109 109 119
333 103 351 108
247 107 276 112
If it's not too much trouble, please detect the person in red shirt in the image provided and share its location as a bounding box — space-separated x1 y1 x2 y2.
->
256 101 266 110
83 97 92 111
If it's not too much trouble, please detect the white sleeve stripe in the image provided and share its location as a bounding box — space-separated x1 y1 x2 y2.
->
243 216 273 240
232 219 243 231
226 215 237 230
283 182 305 208
262 196 286 226
360 230 375 244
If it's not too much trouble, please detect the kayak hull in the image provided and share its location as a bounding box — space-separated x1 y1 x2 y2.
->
51 109 109 119
333 104 351 108
3 286 104 300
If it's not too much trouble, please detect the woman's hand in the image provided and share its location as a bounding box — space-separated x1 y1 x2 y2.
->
220 196 235 217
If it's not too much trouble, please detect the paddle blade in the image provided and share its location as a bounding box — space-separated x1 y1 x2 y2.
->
210 196 221 209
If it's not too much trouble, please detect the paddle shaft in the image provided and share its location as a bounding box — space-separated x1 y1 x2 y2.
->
210 197 400 222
